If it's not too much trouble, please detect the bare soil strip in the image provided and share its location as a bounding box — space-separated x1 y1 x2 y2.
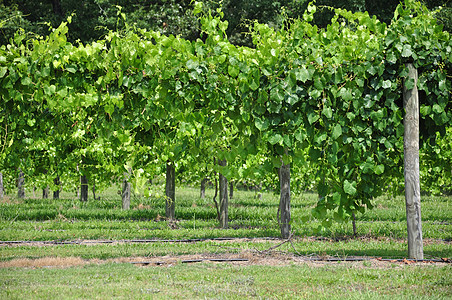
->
1 237 449 269
1 251 450 270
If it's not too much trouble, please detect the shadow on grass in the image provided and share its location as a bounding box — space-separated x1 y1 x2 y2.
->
301 248 452 259
228 198 315 210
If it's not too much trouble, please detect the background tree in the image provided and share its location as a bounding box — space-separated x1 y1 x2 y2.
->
2 0 450 47
0 3 34 45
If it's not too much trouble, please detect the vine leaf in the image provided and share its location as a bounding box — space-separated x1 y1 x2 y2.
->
344 180 357 196
331 124 342 140
268 134 283 145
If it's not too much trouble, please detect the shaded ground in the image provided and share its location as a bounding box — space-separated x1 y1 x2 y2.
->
1 236 449 246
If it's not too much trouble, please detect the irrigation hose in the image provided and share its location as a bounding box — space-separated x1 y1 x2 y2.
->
1 237 449 264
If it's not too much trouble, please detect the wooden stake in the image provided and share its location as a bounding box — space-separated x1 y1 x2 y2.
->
218 159 228 229
122 168 132 210
165 161 176 220
403 63 423 259
278 159 291 239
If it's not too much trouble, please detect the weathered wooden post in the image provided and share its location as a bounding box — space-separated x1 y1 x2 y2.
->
218 159 228 228
403 63 423 259
122 168 132 210
200 178 207 199
80 175 88 202
0 172 3 199
278 157 291 239
165 161 176 220
17 169 25 199
42 185 49 199
42 170 49 199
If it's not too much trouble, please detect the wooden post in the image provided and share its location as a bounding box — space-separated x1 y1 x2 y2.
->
352 212 357 237
80 175 88 202
403 63 423 259
122 169 132 210
53 176 60 199
92 180 97 200
278 160 291 239
0 172 3 199
218 159 228 228
165 161 176 220
200 178 207 199
17 169 25 199
42 169 49 199
42 186 49 199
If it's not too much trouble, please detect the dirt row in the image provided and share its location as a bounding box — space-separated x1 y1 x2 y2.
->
1 251 450 269
1 237 449 269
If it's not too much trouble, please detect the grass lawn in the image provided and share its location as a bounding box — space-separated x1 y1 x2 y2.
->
0 186 451 299
1 261 451 299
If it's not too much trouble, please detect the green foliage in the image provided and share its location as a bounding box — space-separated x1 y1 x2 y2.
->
1 0 209 45
0 0 450 228
3 0 451 49
0 4 34 45
421 127 452 195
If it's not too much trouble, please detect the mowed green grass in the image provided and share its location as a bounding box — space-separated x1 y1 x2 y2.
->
0 186 451 299
1 262 451 299
0 186 450 242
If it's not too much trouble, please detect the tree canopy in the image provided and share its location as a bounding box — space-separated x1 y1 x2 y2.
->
1 0 451 46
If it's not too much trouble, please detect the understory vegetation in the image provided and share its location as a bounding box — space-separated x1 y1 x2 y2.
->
0 186 451 244
1 262 451 299
0 187 450 299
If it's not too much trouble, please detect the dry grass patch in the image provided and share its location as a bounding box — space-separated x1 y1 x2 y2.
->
0 252 449 270
0 257 89 268
0 196 22 205
134 203 152 210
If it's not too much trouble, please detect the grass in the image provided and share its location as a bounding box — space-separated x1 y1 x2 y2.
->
1 238 451 261
1 262 451 299
0 186 451 299
1 187 450 242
